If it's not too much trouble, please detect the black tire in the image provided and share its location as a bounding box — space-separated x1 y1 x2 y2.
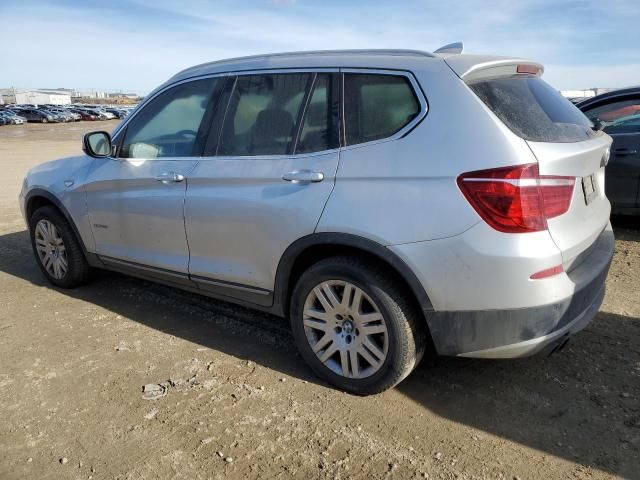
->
41 118 47 123
290 256 426 395
29 206 90 288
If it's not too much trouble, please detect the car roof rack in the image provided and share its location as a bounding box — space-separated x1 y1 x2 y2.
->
434 42 464 55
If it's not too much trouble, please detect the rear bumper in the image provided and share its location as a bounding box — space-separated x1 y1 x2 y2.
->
424 225 614 358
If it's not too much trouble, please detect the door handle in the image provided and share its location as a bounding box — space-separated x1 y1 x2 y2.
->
615 148 638 157
155 172 185 184
282 170 324 184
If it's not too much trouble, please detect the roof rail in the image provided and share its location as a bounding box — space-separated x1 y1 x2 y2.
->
434 42 464 55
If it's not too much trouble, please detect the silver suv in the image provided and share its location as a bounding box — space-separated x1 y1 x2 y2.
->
20 47 615 395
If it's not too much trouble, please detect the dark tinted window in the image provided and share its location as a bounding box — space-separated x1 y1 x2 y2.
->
469 76 595 143
583 97 640 134
120 78 219 158
344 73 420 145
219 73 311 156
295 74 340 154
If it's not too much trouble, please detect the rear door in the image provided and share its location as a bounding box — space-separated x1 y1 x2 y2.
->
185 71 341 302
468 72 612 265
85 77 222 275
580 95 640 211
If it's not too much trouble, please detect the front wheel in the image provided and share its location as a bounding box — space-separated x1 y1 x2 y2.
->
290 256 426 395
29 206 90 288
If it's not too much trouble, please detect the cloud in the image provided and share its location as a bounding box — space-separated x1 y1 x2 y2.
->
545 63 640 91
1 0 639 93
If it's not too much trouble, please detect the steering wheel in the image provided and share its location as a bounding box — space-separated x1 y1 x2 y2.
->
176 129 197 139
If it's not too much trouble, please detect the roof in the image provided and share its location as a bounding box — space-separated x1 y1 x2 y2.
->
14 89 72 96
170 49 438 82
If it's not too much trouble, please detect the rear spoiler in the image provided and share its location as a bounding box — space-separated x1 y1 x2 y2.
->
443 55 544 83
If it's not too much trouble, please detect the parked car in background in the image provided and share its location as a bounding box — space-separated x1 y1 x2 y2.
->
77 108 110 120
0 110 26 124
578 87 640 215
0 104 137 125
48 108 78 122
19 48 614 394
38 109 67 122
105 108 128 119
95 108 116 120
68 108 98 121
13 108 57 123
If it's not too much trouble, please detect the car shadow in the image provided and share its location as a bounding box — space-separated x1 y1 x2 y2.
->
1 229 638 477
612 214 640 241
398 310 640 477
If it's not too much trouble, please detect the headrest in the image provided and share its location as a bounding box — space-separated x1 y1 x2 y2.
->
253 109 294 140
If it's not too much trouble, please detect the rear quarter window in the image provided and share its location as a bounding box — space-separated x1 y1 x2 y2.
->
469 76 595 143
344 73 420 145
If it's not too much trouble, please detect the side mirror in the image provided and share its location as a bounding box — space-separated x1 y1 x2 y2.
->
83 131 112 158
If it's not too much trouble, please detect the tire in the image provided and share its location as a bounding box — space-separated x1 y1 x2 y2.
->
290 256 426 395
41 118 47 123
29 206 90 288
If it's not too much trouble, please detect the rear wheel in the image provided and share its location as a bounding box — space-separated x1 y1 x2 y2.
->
290 256 425 395
29 206 90 288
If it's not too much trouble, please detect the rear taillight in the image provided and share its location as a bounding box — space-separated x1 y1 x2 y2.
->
457 163 575 233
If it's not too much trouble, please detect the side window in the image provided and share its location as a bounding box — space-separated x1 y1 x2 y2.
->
344 73 421 146
218 73 311 156
120 78 219 159
295 73 340 154
583 97 640 134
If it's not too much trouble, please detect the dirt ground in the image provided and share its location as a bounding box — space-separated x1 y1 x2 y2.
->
0 121 639 480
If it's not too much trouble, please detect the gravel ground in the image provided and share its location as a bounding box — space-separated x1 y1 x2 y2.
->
0 121 639 480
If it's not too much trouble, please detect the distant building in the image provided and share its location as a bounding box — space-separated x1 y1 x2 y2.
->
560 88 612 100
12 89 72 105
107 92 140 99
73 90 106 99
0 88 17 104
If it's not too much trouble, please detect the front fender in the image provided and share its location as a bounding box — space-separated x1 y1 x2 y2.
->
22 155 96 253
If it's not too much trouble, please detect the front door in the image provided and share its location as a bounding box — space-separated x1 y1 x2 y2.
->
85 157 197 273
185 72 341 302
85 77 222 275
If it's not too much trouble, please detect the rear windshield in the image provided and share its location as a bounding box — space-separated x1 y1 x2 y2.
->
469 75 595 143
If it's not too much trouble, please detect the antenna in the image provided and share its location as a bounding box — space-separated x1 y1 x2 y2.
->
434 42 464 55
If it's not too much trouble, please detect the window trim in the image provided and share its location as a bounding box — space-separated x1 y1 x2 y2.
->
339 68 428 151
113 68 341 161
291 72 318 154
214 71 317 157
111 74 234 158
111 76 226 161
111 67 427 160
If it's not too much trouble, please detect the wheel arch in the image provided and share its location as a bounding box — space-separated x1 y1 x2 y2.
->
25 189 94 263
273 233 434 320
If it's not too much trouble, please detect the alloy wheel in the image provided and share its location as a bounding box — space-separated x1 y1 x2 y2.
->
34 219 68 279
303 280 389 379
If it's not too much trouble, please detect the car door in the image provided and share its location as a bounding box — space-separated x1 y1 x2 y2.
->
582 95 640 210
84 77 223 278
185 71 341 304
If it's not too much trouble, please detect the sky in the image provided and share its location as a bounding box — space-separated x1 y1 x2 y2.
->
1 0 639 95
